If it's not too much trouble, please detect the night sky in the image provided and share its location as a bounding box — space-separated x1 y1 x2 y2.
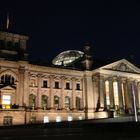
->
0 0 140 66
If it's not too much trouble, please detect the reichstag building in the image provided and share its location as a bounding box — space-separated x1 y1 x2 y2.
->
0 30 140 126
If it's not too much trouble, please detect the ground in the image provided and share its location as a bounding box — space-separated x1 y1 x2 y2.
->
0 118 140 140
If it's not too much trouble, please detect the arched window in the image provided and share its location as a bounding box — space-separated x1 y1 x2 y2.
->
29 94 36 109
41 95 48 109
113 81 119 106
65 96 70 110
0 75 15 85
54 96 59 109
76 97 81 110
105 80 110 105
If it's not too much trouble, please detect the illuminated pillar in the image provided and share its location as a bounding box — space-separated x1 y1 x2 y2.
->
61 76 65 109
49 75 54 109
84 71 94 119
72 77 76 110
137 82 140 111
99 76 105 110
92 77 98 111
109 78 114 109
117 78 123 113
15 81 19 105
18 67 25 108
37 74 42 109
23 70 29 107
126 79 133 113
134 81 139 109
81 78 85 110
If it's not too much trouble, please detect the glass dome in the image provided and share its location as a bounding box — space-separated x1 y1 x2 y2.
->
52 50 84 66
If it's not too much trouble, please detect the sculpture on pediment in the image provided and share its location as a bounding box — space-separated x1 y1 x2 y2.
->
111 63 135 73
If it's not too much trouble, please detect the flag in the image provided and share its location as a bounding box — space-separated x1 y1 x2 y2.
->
6 13 9 29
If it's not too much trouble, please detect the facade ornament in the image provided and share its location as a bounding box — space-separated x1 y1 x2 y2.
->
110 63 135 73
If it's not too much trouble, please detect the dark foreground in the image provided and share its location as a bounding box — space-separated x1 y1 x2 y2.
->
0 120 140 140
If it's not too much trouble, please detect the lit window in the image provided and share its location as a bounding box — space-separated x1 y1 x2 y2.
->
105 80 110 105
113 81 119 106
78 115 83 120
44 116 49 123
2 95 11 109
68 116 73 121
56 116 61 122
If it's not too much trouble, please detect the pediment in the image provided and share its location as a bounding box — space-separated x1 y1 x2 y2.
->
100 59 140 73
0 85 16 91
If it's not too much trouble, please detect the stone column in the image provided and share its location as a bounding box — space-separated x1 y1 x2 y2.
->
23 70 29 107
92 77 99 111
18 67 25 108
37 74 42 109
134 81 139 110
137 82 140 111
103 79 106 110
84 71 94 119
98 75 105 111
117 77 124 113
49 75 54 109
61 76 65 110
15 81 19 105
72 77 76 110
126 79 133 113
81 78 85 110
109 78 114 109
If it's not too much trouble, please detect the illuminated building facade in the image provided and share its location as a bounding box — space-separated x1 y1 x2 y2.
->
0 30 140 126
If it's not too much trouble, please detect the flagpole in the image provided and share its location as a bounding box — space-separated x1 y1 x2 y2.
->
132 81 138 122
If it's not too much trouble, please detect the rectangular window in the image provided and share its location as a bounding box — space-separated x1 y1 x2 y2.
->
3 116 13 126
76 83 80 90
43 80 48 88
2 95 11 105
66 82 70 89
55 81 59 89
2 95 11 109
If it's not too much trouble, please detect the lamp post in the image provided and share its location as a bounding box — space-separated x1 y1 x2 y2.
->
132 81 138 122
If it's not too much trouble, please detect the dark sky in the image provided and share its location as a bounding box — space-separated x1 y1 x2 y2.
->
0 0 140 66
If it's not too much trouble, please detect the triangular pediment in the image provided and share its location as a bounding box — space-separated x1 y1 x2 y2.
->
100 59 140 73
0 85 16 91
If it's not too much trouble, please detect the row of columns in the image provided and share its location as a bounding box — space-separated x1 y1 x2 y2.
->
97 75 140 114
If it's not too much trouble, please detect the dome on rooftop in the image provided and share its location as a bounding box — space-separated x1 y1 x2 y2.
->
52 50 84 66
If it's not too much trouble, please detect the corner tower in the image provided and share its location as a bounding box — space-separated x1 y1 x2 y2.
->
0 30 29 61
